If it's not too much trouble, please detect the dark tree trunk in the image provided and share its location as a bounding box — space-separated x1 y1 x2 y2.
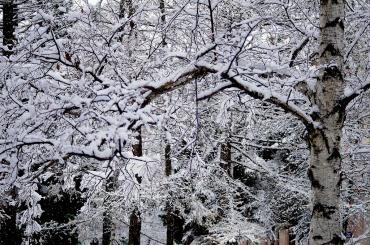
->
2 0 17 57
119 0 125 19
119 0 135 31
132 127 143 157
165 142 172 177
118 0 135 44
220 140 233 177
159 0 166 46
128 127 143 245
207 0 215 43
166 204 174 245
159 0 165 23
164 135 174 245
128 208 141 245
102 170 119 245
102 210 113 245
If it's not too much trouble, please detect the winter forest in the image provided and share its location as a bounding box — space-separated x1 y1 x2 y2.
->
0 0 369 244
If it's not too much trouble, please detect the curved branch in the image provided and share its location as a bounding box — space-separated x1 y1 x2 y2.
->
198 81 234 100
140 64 218 108
289 37 309 67
335 80 370 113
138 62 314 127
219 70 315 127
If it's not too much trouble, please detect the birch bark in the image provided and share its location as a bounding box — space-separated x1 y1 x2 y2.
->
308 0 345 244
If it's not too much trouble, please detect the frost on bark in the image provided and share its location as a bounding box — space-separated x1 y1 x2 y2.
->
307 0 345 244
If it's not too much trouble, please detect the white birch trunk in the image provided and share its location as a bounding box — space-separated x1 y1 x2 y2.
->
308 0 345 244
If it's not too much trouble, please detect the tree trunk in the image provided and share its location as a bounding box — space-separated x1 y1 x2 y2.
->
164 135 174 245
124 0 140 238
159 0 166 46
2 0 17 57
119 0 134 19
220 140 233 177
128 208 141 245
119 0 125 19
308 0 345 244
166 203 174 245
102 170 119 245
207 0 215 43
308 128 344 244
119 0 135 50
164 141 172 177
128 127 143 245
132 127 143 157
119 0 135 36
278 229 289 245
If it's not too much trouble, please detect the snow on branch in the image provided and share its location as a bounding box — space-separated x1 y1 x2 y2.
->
140 64 218 108
336 79 370 113
137 62 315 127
218 69 315 127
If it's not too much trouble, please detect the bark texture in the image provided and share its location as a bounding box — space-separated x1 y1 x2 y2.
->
308 0 345 244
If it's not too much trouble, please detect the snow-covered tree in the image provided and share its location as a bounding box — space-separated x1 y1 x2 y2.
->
1 0 369 244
